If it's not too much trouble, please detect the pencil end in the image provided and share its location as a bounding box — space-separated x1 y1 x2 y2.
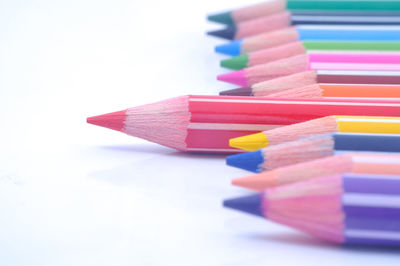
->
207 26 236 40
217 70 248 86
226 150 264 173
229 132 269 151
223 193 264 218
215 40 243 56
87 110 127 132
220 54 249 70
207 11 234 25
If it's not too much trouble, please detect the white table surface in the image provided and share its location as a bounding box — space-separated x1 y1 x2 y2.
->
1 0 399 265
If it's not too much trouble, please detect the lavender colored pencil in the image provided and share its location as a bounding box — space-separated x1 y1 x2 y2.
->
224 173 400 247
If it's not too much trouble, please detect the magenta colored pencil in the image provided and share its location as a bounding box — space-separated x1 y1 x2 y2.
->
218 53 400 86
224 172 400 247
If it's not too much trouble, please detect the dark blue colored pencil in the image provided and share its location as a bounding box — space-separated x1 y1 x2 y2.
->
227 133 400 173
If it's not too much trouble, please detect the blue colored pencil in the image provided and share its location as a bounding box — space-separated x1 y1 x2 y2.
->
215 26 400 56
227 133 400 173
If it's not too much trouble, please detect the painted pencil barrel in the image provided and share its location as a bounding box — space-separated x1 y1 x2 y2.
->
345 233 400 246
343 173 400 195
287 1 400 11
319 84 400 98
333 133 400 152
345 207 400 228
291 15 400 25
187 97 400 152
343 173 400 246
316 70 400 84
297 27 400 41
308 53 400 64
335 116 400 134
303 41 400 51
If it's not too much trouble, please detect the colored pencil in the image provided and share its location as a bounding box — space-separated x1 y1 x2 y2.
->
229 115 400 152
231 153 400 191
215 26 400 56
219 70 400 97
208 11 400 40
227 133 400 173
87 97 400 153
265 83 400 99
208 0 400 26
221 41 400 71
224 173 400 247
217 54 400 86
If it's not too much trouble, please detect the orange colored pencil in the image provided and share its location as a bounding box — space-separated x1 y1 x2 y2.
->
268 83 400 98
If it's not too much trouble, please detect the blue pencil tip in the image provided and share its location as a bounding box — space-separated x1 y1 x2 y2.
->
226 150 264 173
223 193 264 218
207 26 236 40
215 40 242 56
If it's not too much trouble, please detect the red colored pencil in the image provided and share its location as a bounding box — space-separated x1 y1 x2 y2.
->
87 95 400 153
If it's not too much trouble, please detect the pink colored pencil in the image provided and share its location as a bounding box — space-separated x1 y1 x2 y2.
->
218 54 400 86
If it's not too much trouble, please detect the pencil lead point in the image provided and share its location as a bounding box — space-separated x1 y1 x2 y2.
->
207 11 234 25
215 40 243 56
219 86 253 96
87 110 126 132
217 70 248 86
226 150 264 173
221 54 249 70
229 132 269 151
232 172 275 191
223 193 264 217
207 26 236 40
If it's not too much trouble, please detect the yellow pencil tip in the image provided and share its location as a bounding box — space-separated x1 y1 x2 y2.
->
229 132 269 151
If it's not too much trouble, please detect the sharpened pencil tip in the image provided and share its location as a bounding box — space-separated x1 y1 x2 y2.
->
226 150 264 173
232 172 276 191
229 132 269 151
207 26 236 40
223 193 264 217
217 70 248 86
215 40 243 56
87 110 127 132
219 86 253 96
207 11 234 25
221 54 249 70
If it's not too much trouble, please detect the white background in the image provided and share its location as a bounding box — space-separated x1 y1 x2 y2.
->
1 0 399 265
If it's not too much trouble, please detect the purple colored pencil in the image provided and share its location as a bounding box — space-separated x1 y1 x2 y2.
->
224 173 400 247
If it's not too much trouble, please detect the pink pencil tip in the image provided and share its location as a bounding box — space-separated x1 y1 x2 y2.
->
87 110 127 132
217 70 248 86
